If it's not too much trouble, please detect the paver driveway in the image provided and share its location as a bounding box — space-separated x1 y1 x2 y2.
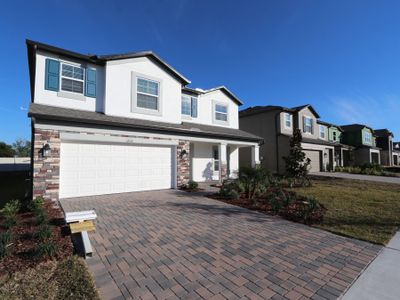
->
60 190 381 300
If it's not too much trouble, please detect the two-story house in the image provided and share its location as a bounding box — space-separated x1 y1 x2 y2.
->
340 124 381 165
27 40 262 201
316 120 354 167
239 104 336 173
394 142 400 166
374 129 394 166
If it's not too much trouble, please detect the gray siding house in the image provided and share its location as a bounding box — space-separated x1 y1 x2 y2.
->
239 105 338 174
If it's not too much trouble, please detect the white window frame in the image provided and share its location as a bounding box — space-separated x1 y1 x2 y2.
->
60 62 85 95
213 101 229 124
364 131 372 144
136 77 159 110
319 125 326 139
131 72 162 116
304 116 313 134
181 95 192 116
284 113 292 129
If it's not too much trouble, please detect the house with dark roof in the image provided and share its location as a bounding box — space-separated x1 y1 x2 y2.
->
316 120 355 167
26 40 262 201
340 124 381 165
239 104 339 173
374 129 396 166
394 142 400 166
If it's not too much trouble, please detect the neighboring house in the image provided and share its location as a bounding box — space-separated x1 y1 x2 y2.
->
374 129 394 166
27 40 262 201
239 104 337 174
393 142 400 166
340 124 381 165
317 120 355 168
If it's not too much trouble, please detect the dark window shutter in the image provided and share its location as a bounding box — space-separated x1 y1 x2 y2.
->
85 68 97 98
45 59 60 91
302 116 306 132
191 97 198 118
311 120 314 134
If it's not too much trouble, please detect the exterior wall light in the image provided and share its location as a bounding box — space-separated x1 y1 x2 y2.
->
42 143 51 157
180 149 187 159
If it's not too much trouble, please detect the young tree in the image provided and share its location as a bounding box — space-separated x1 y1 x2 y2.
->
283 129 311 178
12 138 31 157
0 142 16 157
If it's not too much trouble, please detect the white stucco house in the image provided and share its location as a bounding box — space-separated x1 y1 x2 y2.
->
26 40 262 201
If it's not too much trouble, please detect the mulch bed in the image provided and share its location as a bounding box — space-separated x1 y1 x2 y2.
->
0 201 73 275
209 189 326 225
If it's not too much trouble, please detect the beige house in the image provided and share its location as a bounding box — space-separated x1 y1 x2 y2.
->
239 105 338 174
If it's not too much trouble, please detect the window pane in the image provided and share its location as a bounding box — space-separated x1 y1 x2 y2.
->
215 104 227 113
61 78 73 92
181 97 191 115
214 161 219 171
73 67 84 80
62 65 73 78
216 112 227 121
72 80 83 93
137 93 158 110
137 78 158 96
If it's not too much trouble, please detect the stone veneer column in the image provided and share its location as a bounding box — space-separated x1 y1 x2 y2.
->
32 128 60 203
220 163 228 182
176 140 190 187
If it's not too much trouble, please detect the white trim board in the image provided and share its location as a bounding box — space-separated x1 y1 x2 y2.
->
35 122 258 147
60 132 179 146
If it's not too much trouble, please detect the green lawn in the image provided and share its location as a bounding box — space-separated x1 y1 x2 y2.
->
0 256 99 300
292 177 400 245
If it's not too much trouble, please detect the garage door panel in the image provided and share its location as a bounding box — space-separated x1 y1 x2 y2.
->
303 150 321 172
60 142 173 198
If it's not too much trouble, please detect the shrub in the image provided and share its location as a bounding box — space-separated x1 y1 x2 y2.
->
36 241 58 258
187 180 199 190
1 200 21 228
237 165 271 199
0 231 13 259
35 225 52 241
218 181 240 200
36 210 49 226
28 196 45 214
282 129 311 179
266 188 296 214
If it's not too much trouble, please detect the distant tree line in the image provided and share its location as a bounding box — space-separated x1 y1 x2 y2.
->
0 139 31 157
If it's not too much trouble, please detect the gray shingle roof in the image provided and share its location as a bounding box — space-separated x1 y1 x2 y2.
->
29 104 262 143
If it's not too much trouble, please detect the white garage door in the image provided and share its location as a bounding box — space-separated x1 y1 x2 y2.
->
60 142 173 198
304 150 321 173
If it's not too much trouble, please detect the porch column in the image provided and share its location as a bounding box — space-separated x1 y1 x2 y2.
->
251 145 260 167
218 143 227 182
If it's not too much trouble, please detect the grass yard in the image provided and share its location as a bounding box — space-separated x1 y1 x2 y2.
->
293 177 400 245
0 256 99 300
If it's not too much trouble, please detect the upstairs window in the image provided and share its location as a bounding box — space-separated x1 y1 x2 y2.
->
319 125 326 139
304 117 313 134
333 131 337 141
137 78 159 110
364 131 372 144
61 63 84 94
181 95 198 117
215 104 228 122
284 113 292 128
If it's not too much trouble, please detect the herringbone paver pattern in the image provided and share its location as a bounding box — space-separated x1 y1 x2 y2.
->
61 190 381 300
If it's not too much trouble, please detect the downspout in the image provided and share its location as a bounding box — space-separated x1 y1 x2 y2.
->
274 112 281 173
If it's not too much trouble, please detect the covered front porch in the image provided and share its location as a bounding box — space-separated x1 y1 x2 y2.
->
189 140 259 182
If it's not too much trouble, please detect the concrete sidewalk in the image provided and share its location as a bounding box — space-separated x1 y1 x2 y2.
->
312 172 400 184
342 232 400 300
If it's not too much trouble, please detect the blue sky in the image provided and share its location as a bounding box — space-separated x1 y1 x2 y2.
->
1 0 400 144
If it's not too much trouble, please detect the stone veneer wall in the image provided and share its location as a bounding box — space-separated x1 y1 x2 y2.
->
32 127 192 202
176 140 191 187
32 129 60 203
220 163 228 182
